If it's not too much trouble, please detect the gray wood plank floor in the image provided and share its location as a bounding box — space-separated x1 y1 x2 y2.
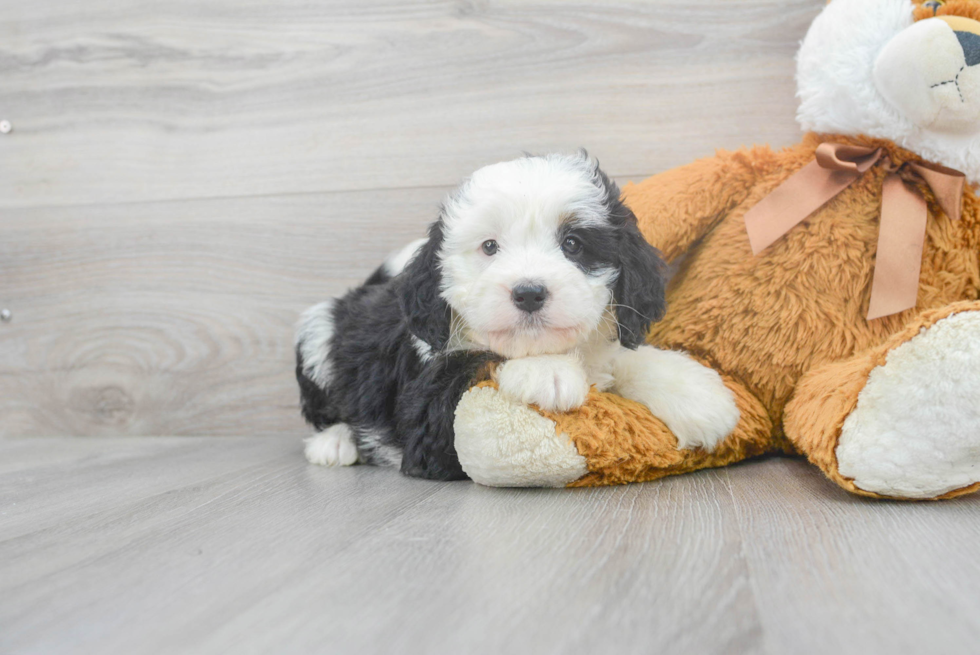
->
3 437 980 655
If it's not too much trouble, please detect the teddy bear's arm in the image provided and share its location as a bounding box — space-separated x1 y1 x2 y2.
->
621 146 775 262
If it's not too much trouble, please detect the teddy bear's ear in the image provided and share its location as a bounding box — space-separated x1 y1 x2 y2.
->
396 220 452 351
614 213 668 349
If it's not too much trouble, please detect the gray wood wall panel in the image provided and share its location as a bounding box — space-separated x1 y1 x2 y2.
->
1 189 440 436
0 0 825 436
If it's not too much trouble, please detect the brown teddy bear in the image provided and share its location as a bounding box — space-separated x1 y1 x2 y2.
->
453 0 980 500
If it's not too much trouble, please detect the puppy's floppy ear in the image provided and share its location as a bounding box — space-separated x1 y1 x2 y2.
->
590 164 667 349
586 157 667 348
615 215 667 348
397 220 452 350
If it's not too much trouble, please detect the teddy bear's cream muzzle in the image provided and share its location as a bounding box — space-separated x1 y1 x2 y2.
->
874 15 980 132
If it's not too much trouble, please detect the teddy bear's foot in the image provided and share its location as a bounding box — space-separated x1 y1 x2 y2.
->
785 302 980 500
838 310 980 499
454 385 589 487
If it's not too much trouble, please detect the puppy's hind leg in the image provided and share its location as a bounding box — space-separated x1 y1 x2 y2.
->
305 423 360 466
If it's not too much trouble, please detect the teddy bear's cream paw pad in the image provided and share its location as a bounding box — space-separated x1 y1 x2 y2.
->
837 311 980 499
305 423 359 466
495 354 590 413
454 386 588 487
612 346 740 452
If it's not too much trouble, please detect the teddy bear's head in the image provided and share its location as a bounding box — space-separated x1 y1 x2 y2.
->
797 0 980 183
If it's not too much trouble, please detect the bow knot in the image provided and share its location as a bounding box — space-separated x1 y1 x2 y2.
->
744 142 966 320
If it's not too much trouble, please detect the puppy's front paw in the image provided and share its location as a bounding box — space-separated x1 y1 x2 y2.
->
613 346 739 452
495 354 590 412
305 424 359 466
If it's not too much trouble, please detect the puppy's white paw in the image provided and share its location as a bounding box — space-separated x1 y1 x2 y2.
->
496 354 590 412
613 346 739 452
305 424 359 466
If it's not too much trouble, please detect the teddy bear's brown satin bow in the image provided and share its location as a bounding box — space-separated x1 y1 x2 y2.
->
744 143 966 320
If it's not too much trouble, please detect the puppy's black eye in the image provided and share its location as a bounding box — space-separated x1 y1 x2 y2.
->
561 236 583 256
482 239 498 256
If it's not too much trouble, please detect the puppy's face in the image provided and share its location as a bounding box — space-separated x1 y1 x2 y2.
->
438 155 617 357
400 153 666 359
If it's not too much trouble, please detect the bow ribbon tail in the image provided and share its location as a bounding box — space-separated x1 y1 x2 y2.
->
866 175 928 320
909 161 966 222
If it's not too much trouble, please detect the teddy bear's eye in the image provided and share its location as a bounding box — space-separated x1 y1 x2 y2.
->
924 0 944 14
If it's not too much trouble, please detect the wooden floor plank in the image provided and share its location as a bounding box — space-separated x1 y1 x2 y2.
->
0 437 295 540
0 436 761 655
0 437 445 654
727 458 980 655
187 470 762 655
5 438 980 655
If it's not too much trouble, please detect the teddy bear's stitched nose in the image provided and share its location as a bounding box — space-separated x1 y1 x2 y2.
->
956 31 980 67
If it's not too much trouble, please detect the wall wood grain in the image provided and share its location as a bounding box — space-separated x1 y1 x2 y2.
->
0 0 825 437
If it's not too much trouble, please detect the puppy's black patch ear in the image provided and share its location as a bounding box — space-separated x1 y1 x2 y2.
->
594 169 667 349
587 160 667 347
615 215 667 348
397 220 452 350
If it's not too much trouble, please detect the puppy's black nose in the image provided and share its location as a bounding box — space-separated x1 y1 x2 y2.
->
511 284 548 314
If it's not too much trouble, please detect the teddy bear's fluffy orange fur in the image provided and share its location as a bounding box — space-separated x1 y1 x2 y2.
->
473 132 980 499
458 0 980 499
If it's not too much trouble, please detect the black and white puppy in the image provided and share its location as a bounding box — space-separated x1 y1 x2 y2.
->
296 152 739 480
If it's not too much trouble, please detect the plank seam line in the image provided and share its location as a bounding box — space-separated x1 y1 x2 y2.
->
0 174 660 213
